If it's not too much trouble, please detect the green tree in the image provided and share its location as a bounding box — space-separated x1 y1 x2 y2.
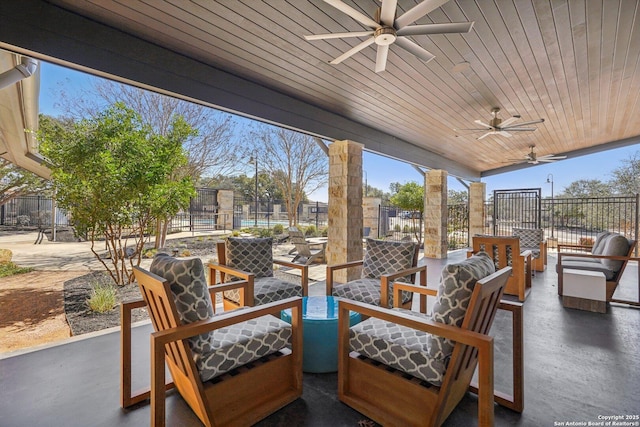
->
389 181 424 244
559 179 612 198
610 151 640 195
448 189 468 204
38 105 195 285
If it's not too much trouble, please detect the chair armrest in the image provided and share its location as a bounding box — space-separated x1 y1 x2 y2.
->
557 244 592 252
208 263 255 306
273 259 309 296
379 264 427 308
153 296 303 343
326 260 364 295
208 262 254 282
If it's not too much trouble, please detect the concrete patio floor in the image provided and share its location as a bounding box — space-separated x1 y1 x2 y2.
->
1 250 639 426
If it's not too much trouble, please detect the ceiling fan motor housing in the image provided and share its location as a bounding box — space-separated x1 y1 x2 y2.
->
374 27 397 45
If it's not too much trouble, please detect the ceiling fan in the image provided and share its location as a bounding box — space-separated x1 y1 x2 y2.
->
509 145 567 165
456 107 545 140
304 0 474 73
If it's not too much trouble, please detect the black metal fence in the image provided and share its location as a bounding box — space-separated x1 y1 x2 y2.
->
0 195 71 228
232 197 328 229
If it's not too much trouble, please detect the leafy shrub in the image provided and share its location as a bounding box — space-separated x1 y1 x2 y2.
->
579 237 594 247
273 224 285 234
320 227 328 237
180 249 192 257
402 225 410 233
231 230 241 237
143 248 157 259
86 282 117 313
394 224 401 232
305 225 317 237
0 262 34 278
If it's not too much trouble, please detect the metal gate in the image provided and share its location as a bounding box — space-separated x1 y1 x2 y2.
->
493 188 541 235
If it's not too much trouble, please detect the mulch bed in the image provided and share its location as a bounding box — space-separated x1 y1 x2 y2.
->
63 236 302 336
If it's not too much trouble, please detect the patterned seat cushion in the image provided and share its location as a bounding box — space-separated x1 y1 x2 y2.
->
332 278 412 307
349 252 496 386
149 254 216 355
349 308 438 384
197 313 291 382
226 237 274 278
224 276 303 306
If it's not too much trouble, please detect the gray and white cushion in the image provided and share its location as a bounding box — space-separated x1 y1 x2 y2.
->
349 252 495 386
332 278 412 307
196 313 291 382
226 237 274 278
148 253 292 383
513 228 544 259
362 238 416 281
428 252 495 363
224 276 303 306
150 254 216 354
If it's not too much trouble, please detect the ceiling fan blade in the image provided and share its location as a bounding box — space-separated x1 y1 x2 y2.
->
477 132 494 140
380 0 398 26
508 118 545 127
397 22 474 36
395 0 449 29
305 31 374 41
454 127 491 131
375 45 389 73
538 155 567 160
497 131 512 137
500 127 538 132
498 116 519 128
324 0 380 29
395 37 435 62
329 38 375 64
474 119 492 128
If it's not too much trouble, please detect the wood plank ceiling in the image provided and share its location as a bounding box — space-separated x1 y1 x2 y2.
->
39 0 640 177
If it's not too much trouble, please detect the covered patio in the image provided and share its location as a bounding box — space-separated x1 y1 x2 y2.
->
1 252 639 426
1 1 640 425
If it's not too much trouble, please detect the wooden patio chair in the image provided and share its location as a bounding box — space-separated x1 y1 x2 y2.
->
123 254 303 427
512 228 547 272
288 226 326 265
469 235 532 302
210 237 308 311
326 238 426 309
337 252 524 427
557 232 637 304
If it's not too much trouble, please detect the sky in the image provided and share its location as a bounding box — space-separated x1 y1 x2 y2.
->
38 61 640 202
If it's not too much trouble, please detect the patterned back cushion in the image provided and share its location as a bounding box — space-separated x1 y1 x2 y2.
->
361 238 416 281
513 228 544 248
226 237 274 278
427 251 495 363
149 253 215 355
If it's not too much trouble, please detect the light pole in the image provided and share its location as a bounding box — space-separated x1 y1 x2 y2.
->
250 152 258 227
546 174 554 238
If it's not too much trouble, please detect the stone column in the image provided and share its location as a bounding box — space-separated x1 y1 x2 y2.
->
469 182 486 240
363 197 381 239
424 169 448 259
217 190 234 231
328 140 363 282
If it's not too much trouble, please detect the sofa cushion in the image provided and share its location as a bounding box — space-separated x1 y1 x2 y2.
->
197 313 291 382
223 276 302 306
331 277 413 307
149 254 216 355
226 237 273 278
428 252 495 366
560 260 616 280
600 234 630 272
592 232 613 255
362 238 416 282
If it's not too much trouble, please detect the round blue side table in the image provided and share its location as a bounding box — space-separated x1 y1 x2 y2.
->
281 296 361 373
